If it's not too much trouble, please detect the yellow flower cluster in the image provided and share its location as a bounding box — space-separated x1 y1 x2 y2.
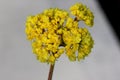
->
25 3 94 64
70 3 94 27
25 8 68 64
78 28 94 61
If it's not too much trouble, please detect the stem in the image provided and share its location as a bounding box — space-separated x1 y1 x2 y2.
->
48 63 55 80
74 17 80 22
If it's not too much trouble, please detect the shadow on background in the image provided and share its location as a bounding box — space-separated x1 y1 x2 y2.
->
97 0 120 45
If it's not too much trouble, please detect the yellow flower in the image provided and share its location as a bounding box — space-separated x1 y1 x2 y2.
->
63 28 81 44
48 55 56 64
25 3 94 64
70 2 94 27
78 28 94 61
37 49 49 62
43 8 54 17
54 48 64 58
65 44 79 61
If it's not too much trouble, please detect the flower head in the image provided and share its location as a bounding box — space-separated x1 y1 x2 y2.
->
70 2 94 27
25 3 94 64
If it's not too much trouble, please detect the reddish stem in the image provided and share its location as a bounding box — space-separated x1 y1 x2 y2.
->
48 64 55 80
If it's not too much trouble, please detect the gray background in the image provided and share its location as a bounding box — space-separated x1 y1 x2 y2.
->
0 0 120 80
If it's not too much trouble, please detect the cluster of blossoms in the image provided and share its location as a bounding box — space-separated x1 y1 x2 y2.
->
25 3 94 64
70 3 94 27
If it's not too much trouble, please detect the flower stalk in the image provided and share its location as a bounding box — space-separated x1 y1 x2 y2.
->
48 64 55 80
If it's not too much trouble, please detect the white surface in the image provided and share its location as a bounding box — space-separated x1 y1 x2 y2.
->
0 0 120 80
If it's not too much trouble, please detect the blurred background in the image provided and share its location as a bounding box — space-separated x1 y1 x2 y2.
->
0 0 120 80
